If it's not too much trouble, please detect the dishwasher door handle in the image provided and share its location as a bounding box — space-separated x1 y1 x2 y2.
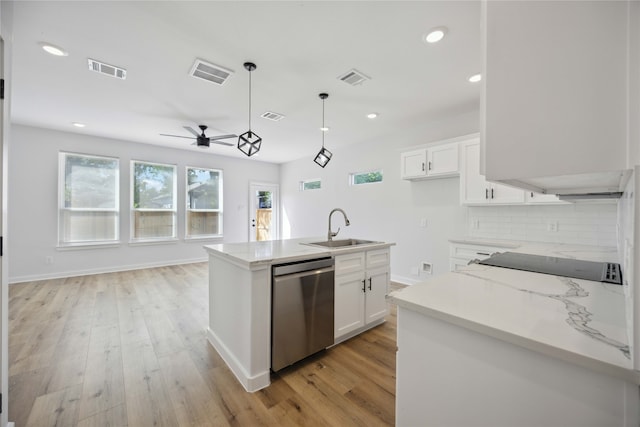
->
273 266 334 282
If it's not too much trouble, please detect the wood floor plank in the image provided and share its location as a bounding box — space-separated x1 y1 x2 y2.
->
25 384 83 427
77 324 125 420
77 403 128 427
121 340 179 427
158 349 231 427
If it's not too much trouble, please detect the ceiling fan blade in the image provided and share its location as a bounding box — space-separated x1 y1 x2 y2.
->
209 134 238 141
160 133 196 140
183 126 201 137
210 140 235 146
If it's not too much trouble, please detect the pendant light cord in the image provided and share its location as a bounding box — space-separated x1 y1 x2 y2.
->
321 97 325 148
248 70 252 132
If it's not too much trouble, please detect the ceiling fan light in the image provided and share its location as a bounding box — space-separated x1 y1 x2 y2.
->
314 147 332 168
238 130 262 157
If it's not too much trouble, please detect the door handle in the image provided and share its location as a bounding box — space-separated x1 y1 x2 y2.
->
485 188 488 199
362 279 366 293
491 188 494 199
428 161 432 171
368 277 372 291
421 162 425 172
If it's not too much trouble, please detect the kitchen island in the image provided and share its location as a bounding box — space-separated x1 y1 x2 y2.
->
204 237 394 392
389 242 639 427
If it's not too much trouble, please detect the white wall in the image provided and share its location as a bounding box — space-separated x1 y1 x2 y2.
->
280 111 478 285
8 124 279 283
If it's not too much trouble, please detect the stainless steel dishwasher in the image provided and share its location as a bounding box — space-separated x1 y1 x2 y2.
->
271 257 335 371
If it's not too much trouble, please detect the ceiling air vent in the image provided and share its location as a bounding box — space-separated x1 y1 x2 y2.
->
87 58 127 80
261 111 285 122
190 59 234 86
337 68 371 86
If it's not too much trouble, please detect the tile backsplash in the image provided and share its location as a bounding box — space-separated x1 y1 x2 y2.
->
468 203 618 247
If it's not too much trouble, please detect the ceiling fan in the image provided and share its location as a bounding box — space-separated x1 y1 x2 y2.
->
160 125 237 148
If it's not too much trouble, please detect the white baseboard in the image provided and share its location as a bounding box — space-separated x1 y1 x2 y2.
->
9 257 208 284
206 327 270 393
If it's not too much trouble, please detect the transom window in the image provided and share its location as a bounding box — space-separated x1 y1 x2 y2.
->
58 152 119 245
186 167 223 238
131 161 177 241
300 179 321 191
350 170 383 185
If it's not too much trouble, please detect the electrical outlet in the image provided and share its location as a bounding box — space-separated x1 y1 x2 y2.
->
45 256 54 265
547 221 559 232
420 218 428 228
410 266 419 276
472 219 480 229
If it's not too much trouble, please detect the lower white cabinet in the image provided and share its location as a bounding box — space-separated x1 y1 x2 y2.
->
449 241 518 272
334 248 390 340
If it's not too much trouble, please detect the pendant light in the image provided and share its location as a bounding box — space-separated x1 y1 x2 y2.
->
238 62 262 157
314 93 333 168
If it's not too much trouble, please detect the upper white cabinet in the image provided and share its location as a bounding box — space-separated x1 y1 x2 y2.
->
460 139 524 205
401 142 458 180
481 1 634 194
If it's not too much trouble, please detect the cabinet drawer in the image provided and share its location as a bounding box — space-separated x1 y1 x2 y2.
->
335 252 366 276
366 248 390 269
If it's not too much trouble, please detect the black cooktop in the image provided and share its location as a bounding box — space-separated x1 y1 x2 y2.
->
477 252 622 285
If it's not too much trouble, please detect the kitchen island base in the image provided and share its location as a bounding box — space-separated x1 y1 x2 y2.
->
396 307 639 427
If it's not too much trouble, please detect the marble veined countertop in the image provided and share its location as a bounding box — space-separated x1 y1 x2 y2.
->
389 241 638 383
204 237 394 268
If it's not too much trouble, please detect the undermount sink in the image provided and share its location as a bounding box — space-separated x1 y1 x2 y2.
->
305 238 380 248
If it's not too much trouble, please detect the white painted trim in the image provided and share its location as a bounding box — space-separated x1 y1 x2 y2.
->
206 327 270 392
8 257 207 284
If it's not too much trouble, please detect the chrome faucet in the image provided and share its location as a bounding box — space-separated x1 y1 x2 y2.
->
328 208 350 241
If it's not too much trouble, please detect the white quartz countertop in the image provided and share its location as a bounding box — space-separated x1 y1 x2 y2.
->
390 241 638 383
204 237 394 268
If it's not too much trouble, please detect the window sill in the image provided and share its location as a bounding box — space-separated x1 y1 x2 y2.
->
57 242 122 251
129 238 179 246
184 235 224 243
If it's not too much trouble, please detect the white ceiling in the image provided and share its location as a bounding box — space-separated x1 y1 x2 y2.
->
9 1 481 164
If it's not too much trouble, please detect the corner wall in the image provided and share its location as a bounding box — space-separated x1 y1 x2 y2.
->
8 124 280 283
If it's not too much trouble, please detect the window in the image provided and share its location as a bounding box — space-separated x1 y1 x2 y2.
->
300 179 321 191
186 167 223 238
350 170 383 185
59 152 119 245
131 161 176 240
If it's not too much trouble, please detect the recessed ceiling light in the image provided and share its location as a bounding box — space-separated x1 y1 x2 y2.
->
367 113 378 119
320 127 330 132
72 122 85 128
39 42 68 57
424 27 447 44
468 73 482 83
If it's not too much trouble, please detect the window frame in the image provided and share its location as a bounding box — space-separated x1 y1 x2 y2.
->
58 151 120 247
185 166 224 240
349 169 384 186
299 179 322 191
130 160 178 243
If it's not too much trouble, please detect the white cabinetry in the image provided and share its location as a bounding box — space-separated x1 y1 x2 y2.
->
401 142 458 180
449 241 517 272
460 139 524 205
482 1 632 194
334 248 390 341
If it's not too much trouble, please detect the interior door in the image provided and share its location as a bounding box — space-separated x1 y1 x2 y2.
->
249 183 279 242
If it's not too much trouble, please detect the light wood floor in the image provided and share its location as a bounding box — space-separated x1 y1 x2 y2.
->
9 263 402 427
